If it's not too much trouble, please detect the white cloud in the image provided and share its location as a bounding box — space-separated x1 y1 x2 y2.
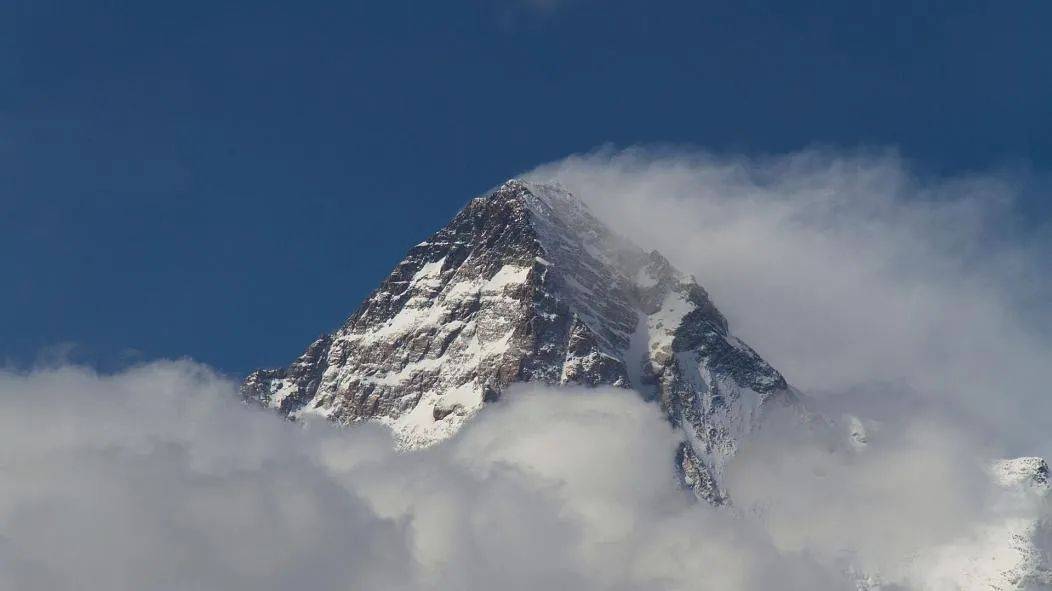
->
0 362 857 590
525 146 1052 458
726 407 1000 582
1 360 1045 590
0 362 411 591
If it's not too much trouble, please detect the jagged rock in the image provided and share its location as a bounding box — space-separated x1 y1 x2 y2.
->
244 179 799 500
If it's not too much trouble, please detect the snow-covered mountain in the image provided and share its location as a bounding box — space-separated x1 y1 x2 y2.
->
243 178 1051 588
243 179 798 500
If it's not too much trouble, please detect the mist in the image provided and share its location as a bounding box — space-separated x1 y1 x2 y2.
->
527 147 1052 458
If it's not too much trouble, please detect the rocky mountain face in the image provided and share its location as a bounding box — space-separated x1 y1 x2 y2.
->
243 179 798 500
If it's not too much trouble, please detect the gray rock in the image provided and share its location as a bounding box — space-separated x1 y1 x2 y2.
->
244 179 799 501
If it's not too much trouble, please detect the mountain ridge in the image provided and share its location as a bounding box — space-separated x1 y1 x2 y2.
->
243 179 798 501
241 179 1052 587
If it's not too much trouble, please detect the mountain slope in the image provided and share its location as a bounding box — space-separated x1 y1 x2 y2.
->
243 179 797 500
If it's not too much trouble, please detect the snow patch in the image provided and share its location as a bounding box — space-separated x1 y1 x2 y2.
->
647 290 696 355
484 264 531 291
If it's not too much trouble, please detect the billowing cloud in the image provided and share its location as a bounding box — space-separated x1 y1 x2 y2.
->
0 360 1046 590
526 147 1052 458
0 362 411 591
0 362 853 591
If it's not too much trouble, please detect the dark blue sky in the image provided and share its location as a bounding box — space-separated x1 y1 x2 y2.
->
3 1 1050 375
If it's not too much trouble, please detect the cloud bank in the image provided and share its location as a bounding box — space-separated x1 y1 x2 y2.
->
0 362 853 591
1 360 1047 590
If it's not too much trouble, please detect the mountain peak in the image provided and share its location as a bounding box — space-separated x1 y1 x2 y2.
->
244 180 794 500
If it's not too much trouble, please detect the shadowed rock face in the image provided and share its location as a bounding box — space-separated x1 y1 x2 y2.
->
244 179 797 500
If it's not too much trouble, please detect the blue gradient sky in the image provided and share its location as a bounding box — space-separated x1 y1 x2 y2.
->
3 1 1050 374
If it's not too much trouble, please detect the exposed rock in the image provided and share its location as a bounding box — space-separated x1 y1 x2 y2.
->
244 179 799 500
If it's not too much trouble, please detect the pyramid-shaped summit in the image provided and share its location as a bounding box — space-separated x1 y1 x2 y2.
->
244 179 797 499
